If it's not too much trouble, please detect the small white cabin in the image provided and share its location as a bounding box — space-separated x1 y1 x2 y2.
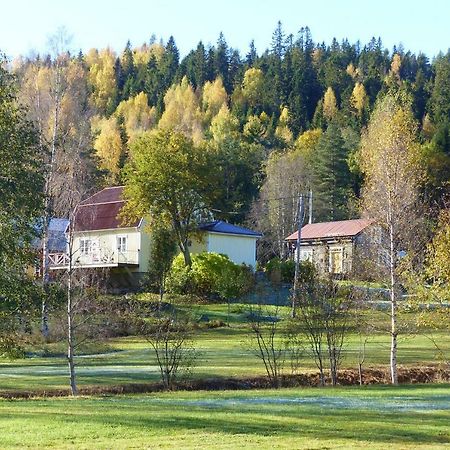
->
191 221 262 268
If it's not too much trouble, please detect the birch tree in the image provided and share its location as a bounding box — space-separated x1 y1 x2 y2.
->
18 29 73 338
360 93 422 384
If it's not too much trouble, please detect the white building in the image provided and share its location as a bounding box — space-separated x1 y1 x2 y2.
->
49 186 261 287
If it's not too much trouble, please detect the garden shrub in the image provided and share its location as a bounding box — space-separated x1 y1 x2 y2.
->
265 257 316 283
166 252 254 299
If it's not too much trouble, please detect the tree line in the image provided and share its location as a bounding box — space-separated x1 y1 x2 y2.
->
1 23 450 392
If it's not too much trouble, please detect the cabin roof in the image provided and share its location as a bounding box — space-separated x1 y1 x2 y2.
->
286 219 373 241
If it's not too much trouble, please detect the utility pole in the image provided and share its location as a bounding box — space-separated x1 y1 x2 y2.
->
308 189 313 224
291 194 305 318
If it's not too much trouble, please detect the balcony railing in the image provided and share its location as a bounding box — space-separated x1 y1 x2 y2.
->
48 249 139 269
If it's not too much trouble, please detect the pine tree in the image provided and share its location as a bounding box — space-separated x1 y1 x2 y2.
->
246 40 257 67
214 33 230 92
120 40 136 100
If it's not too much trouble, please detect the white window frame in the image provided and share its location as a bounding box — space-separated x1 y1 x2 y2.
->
80 239 92 256
300 249 313 262
117 235 128 253
329 247 344 274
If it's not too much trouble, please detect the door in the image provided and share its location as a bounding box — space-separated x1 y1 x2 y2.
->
329 248 343 274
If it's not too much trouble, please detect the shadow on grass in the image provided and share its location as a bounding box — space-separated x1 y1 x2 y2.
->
3 393 450 446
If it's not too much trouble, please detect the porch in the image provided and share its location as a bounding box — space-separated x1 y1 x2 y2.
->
48 249 139 270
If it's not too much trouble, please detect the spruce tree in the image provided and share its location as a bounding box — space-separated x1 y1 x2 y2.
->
312 121 352 221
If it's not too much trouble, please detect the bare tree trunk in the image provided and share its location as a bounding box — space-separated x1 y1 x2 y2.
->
41 60 62 339
389 223 398 385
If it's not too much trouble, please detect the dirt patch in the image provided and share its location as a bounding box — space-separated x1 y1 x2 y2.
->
1 366 448 399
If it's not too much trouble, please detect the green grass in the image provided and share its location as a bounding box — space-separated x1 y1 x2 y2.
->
0 321 448 392
0 384 448 448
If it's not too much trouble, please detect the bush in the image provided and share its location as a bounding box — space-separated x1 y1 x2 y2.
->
166 252 254 300
265 257 316 283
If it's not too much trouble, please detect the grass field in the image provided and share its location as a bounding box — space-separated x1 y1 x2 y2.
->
0 303 448 392
0 384 449 448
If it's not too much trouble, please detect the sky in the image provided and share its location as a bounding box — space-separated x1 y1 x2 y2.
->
1 0 449 60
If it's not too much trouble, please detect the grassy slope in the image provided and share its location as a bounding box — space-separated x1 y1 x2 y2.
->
0 384 449 449
0 303 448 392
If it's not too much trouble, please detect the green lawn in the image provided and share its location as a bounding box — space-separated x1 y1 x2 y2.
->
0 302 448 392
0 384 449 448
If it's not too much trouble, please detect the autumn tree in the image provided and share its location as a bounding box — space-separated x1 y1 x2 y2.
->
350 82 369 121
18 30 95 337
360 93 422 384
158 76 203 144
92 116 125 180
274 106 293 144
86 47 118 115
202 76 227 124
115 91 156 140
254 150 309 259
241 67 265 113
123 129 213 266
322 86 338 121
209 103 263 222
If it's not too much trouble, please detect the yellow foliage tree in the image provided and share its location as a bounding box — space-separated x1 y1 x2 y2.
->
293 128 322 161
360 95 422 384
275 106 293 144
86 47 117 113
323 87 338 120
244 113 268 141
242 67 264 108
350 82 368 118
202 77 228 123
210 104 239 142
92 116 124 179
390 53 402 80
115 92 156 141
158 76 203 144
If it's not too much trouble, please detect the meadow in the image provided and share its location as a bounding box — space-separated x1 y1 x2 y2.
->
0 303 448 393
0 384 449 449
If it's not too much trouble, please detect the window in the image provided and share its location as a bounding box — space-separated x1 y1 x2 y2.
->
117 236 127 253
80 239 91 256
329 247 344 274
300 249 313 262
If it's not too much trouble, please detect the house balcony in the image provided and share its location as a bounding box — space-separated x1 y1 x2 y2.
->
48 250 139 270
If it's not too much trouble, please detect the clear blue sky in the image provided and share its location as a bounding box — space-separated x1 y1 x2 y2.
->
1 0 449 59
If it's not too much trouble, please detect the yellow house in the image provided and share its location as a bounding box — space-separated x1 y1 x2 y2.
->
48 187 261 287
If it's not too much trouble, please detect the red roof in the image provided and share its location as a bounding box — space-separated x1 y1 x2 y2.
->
74 187 141 231
79 186 125 206
286 219 373 241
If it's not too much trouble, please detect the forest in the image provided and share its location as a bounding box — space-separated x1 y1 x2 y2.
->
9 23 450 254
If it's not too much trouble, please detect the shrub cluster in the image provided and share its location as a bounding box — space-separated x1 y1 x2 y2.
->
265 257 316 283
166 252 254 300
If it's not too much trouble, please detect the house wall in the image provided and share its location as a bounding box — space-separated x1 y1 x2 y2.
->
189 235 208 254
206 232 258 268
72 227 144 273
298 240 353 274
